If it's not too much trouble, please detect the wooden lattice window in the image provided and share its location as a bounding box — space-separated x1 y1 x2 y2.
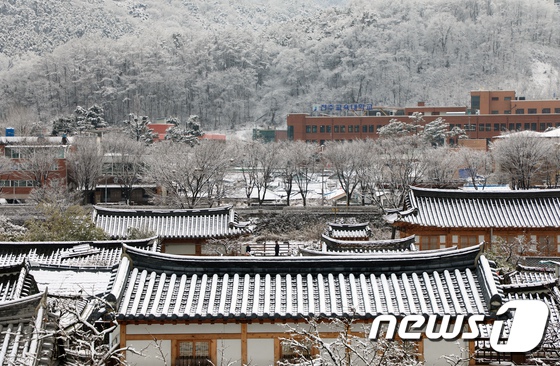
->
176 341 211 366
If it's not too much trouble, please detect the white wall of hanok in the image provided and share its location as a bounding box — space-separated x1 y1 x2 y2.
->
163 243 197 255
123 322 469 366
423 338 470 366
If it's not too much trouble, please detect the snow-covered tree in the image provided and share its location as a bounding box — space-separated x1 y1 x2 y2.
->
123 114 158 144
421 117 466 146
377 119 418 137
165 115 204 146
51 105 108 136
0 215 26 241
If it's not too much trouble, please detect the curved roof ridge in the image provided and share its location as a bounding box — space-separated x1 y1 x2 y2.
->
121 243 483 275
93 205 233 216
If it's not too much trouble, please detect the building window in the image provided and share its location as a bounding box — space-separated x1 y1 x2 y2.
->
420 236 439 250
516 123 521 130
177 341 211 366
543 108 551 114
479 124 484 131
362 125 367 133
320 125 325 133
348 126 353 133
515 109 524 114
508 123 514 131
334 126 339 133
326 125 331 133
528 108 537 114
493 124 500 131
340 125 345 133
305 126 311 133
524 123 530 130
491 110 499 114
491 97 499 101
555 108 560 114
531 123 537 131
311 126 317 133
460 236 478 248
280 340 312 362
540 123 546 131
355 125 359 132
369 125 374 133
471 95 480 110
504 97 512 101
504 110 511 114
485 124 491 131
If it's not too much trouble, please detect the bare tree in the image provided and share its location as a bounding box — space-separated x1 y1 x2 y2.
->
491 133 554 189
234 140 279 206
102 132 147 204
422 146 460 187
146 140 232 208
323 141 364 206
287 141 318 207
15 143 67 188
66 136 103 203
280 316 421 366
456 147 493 190
369 135 428 209
0 105 42 136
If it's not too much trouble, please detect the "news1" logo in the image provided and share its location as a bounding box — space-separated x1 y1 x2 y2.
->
369 300 550 353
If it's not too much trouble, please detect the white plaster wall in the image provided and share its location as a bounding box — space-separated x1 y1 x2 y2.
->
217 339 242 366
165 243 196 255
247 339 275 366
247 323 284 333
423 339 469 366
127 323 241 334
126 340 171 366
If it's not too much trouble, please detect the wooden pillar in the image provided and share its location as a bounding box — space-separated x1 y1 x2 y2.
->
241 323 248 364
119 323 127 361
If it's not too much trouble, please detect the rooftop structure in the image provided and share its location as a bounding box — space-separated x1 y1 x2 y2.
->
386 186 560 253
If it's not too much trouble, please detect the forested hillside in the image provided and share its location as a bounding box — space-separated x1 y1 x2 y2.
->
1 0 559 131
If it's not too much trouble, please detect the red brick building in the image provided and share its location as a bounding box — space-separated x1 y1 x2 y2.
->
0 136 70 202
287 90 560 145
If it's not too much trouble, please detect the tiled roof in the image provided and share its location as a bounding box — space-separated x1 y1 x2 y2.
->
386 186 560 228
93 205 252 239
114 244 502 321
319 234 417 253
0 237 158 268
30 265 115 297
328 222 371 240
0 263 39 302
0 293 55 366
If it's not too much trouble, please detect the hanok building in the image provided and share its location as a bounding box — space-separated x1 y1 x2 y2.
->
92 205 252 255
302 222 417 255
114 244 506 366
385 186 560 254
0 237 159 365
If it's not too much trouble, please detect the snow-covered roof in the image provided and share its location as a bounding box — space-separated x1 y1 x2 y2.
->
0 293 54 366
317 234 417 254
92 205 252 239
0 263 39 302
113 244 502 321
0 237 159 267
327 222 371 240
387 186 560 229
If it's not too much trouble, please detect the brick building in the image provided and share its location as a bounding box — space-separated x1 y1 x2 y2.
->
287 90 560 145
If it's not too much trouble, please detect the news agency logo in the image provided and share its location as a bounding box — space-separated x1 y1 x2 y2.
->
369 300 550 353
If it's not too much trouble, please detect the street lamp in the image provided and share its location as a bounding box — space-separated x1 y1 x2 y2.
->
320 145 325 206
